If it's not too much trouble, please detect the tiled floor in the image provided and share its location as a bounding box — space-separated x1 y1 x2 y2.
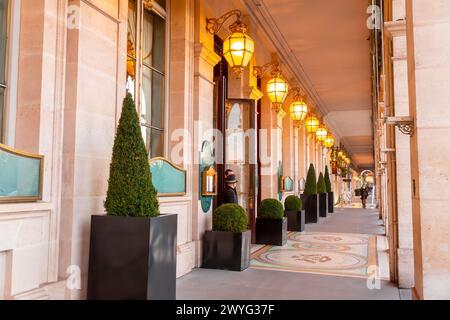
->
177 207 400 300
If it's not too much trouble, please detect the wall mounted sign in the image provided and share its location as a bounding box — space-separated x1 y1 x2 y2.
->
199 141 216 213
0 144 44 203
280 176 294 192
299 178 306 193
149 157 187 197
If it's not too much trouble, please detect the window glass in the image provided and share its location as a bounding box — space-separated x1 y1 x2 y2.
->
128 0 166 158
0 0 9 143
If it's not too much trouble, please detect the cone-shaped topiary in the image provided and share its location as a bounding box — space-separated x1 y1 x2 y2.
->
104 92 160 217
285 195 302 211
304 164 317 195
317 172 327 194
259 199 284 219
213 204 249 233
324 166 332 193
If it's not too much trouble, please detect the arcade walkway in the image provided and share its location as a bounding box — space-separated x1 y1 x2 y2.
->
177 207 402 300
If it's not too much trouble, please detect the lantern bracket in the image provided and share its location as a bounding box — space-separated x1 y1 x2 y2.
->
207 10 245 34
385 116 415 136
289 87 306 101
253 62 281 78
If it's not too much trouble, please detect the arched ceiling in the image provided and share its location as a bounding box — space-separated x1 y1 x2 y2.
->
243 0 375 169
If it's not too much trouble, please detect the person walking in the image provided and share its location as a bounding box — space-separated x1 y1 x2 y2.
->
360 185 369 209
223 174 239 204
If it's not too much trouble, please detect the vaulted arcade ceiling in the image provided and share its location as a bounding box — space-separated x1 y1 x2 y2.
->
244 0 374 170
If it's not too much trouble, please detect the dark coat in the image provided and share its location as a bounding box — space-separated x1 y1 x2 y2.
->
360 187 369 200
223 186 238 204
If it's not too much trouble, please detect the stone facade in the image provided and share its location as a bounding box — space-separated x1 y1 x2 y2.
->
0 0 336 299
1 0 449 300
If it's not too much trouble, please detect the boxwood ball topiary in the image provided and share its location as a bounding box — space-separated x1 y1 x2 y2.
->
325 166 332 193
285 195 302 211
259 199 284 219
317 172 327 194
104 92 160 217
304 164 317 195
213 204 249 233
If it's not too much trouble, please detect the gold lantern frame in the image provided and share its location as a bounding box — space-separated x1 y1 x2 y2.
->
316 124 328 142
289 88 308 125
207 10 255 77
305 113 320 134
254 62 289 113
324 134 335 148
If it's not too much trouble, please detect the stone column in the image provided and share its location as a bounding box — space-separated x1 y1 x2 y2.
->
260 77 281 199
282 100 295 199
191 0 221 268
8 0 67 296
298 123 307 179
406 0 450 300
385 0 414 288
60 0 127 298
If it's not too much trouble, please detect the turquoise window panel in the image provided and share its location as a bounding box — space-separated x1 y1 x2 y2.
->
283 177 294 192
0 145 43 202
149 158 186 196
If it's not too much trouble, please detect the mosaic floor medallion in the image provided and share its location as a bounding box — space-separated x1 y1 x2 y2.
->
251 232 377 278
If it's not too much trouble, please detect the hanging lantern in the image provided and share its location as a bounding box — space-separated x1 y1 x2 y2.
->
290 99 308 122
207 11 255 77
305 114 320 134
324 134 334 148
316 125 328 142
223 23 255 76
267 72 289 111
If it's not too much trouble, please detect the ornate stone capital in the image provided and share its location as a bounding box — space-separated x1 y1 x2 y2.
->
384 20 406 38
277 108 287 119
247 86 263 101
194 43 221 68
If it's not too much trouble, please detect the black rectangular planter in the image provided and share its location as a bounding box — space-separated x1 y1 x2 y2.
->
319 193 328 218
202 230 251 272
87 214 177 300
255 217 287 246
303 194 319 224
328 192 334 213
284 210 305 232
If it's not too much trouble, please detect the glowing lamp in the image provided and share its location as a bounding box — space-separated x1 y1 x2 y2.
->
316 125 328 142
223 29 255 76
267 76 289 105
305 114 320 134
324 135 335 148
290 100 308 122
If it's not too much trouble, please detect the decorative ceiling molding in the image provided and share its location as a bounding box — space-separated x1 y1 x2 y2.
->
242 0 329 118
242 0 375 169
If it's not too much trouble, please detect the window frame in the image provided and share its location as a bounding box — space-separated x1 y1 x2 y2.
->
127 0 170 159
0 0 20 147
0 0 10 143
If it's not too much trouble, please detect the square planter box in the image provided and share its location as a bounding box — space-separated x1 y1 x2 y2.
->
319 193 328 218
284 210 305 232
202 230 251 272
303 194 319 224
87 214 177 300
255 217 287 246
328 192 334 213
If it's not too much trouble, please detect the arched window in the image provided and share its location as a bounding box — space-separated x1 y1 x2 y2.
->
127 0 167 158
